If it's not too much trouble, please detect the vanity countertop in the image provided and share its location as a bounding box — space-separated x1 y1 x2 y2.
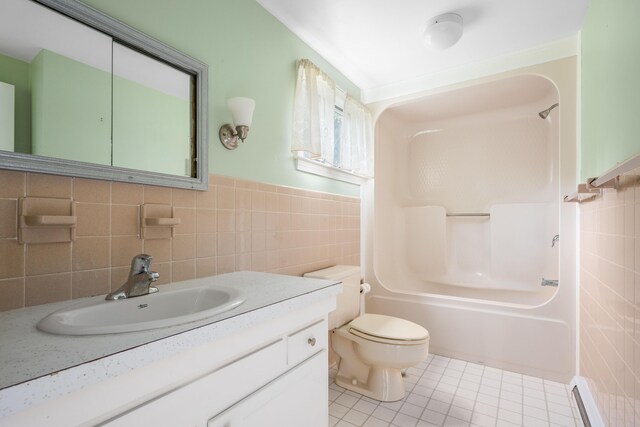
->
0 271 341 417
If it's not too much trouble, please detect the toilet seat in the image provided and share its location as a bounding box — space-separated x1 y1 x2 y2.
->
347 314 429 345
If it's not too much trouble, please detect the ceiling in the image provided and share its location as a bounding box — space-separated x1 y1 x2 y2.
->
256 0 589 102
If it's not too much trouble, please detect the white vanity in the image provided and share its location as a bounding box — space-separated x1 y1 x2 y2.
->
0 272 340 427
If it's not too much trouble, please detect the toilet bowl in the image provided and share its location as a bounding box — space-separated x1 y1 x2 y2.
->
332 313 429 401
304 266 429 402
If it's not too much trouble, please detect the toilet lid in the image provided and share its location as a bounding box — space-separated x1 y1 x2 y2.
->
349 314 429 342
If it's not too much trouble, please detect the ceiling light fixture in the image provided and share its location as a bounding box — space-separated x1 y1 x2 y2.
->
424 13 463 50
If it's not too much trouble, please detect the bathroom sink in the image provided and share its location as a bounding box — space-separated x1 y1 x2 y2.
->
37 285 246 336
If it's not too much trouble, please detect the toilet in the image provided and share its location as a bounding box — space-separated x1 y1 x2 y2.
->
304 265 429 402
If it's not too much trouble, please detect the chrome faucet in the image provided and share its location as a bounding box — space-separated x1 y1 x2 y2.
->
106 254 159 300
551 234 559 247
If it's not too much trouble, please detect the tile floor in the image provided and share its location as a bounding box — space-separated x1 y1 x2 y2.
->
328 354 584 427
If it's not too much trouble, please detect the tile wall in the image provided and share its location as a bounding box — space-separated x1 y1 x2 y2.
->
579 172 639 426
0 170 360 311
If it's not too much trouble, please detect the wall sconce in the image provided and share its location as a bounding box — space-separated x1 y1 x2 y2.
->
219 97 256 150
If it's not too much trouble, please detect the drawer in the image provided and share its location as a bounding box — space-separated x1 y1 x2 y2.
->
208 351 327 427
105 339 287 426
287 319 327 366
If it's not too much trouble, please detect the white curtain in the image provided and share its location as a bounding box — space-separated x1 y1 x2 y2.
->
340 96 374 176
291 59 336 164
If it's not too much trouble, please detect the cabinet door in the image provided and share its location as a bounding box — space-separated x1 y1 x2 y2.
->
208 351 327 427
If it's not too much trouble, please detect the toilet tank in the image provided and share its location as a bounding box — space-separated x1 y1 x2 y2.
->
304 265 361 329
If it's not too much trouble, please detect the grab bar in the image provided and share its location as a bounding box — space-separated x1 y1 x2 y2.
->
541 278 558 287
446 213 490 217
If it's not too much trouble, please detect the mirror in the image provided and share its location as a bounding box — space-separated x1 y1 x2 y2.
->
113 42 195 176
0 0 208 189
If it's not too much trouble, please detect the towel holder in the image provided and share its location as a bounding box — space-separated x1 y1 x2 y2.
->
564 151 640 203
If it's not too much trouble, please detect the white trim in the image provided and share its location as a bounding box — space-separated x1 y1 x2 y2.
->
295 156 368 186
575 30 582 380
570 376 605 427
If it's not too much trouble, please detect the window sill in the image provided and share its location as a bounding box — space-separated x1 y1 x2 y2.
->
295 156 369 186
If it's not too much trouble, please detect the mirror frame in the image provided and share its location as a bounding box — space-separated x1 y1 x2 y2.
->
0 0 209 190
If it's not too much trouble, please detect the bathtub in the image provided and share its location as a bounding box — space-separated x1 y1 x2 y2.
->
364 58 578 382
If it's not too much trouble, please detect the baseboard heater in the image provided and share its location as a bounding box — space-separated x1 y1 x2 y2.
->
572 385 591 427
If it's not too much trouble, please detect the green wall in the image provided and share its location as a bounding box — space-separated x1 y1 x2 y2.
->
0 53 31 154
83 0 361 196
581 0 640 180
30 49 111 165
113 75 191 176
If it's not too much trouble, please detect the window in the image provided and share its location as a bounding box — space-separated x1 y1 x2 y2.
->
292 60 373 184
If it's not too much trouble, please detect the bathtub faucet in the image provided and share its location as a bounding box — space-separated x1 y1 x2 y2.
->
551 235 559 247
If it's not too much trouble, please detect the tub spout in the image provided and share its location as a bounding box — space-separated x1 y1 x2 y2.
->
541 278 558 287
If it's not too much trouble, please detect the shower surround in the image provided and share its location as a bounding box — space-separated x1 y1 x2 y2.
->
365 58 578 382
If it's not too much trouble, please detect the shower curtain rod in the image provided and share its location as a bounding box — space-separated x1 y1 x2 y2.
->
446 213 490 217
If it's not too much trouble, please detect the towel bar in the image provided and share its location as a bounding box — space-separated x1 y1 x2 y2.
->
563 151 640 203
